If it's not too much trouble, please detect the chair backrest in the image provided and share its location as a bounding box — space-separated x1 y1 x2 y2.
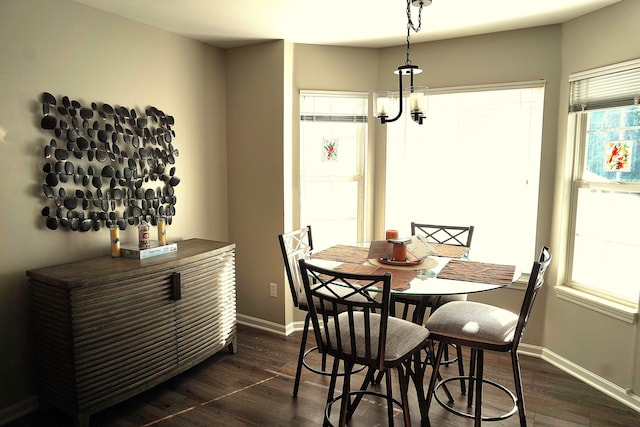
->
411 222 475 247
298 259 391 370
278 226 313 308
512 246 552 350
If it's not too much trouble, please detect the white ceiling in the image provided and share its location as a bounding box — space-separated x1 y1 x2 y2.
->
74 0 621 49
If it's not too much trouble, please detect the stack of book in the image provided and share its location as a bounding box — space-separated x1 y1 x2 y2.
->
120 241 178 259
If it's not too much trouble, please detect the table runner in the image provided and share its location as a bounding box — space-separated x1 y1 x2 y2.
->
312 245 370 264
437 259 516 285
332 263 418 291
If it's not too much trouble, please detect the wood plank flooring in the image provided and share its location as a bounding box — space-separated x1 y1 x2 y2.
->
6 324 639 426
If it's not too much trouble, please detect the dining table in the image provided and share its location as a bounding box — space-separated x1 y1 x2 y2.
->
309 242 521 298
307 241 521 422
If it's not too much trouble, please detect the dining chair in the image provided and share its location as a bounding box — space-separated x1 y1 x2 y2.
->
424 246 551 427
393 223 475 322
298 259 431 427
278 226 328 397
390 223 475 392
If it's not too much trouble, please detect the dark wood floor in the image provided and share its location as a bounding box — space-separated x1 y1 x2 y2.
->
7 324 639 427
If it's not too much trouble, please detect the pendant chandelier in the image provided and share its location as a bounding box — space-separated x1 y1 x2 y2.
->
374 0 431 125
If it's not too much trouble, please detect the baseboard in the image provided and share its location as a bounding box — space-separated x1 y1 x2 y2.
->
519 343 640 413
236 313 290 336
236 313 308 337
0 395 38 426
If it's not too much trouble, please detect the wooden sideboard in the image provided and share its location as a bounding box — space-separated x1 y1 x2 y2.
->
27 238 236 427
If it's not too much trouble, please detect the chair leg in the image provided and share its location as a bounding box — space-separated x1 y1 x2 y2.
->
323 358 341 427
424 341 446 414
456 344 466 394
511 351 527 427
327 358 341 402
346 366 377 421
467 348 477 408
473 350 484 427
385 371 396 426
408 352 428 424
396 364 412 427
338 362 354 427
293 313 311 397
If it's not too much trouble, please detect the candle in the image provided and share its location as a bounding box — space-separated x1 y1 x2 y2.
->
386 229 399 240
157 217 167 246
409 92 424 112
377 97 389 116
110 225 120 257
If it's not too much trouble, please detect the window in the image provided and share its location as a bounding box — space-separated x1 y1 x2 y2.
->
566 59 640 310
385 83 545 273
299 92 368 250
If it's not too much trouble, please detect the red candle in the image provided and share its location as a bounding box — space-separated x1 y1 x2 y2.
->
386 229 399 240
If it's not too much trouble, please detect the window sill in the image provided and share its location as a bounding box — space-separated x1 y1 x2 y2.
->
554 285 638 324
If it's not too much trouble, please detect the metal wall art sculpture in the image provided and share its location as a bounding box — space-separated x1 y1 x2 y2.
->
39 92 180 231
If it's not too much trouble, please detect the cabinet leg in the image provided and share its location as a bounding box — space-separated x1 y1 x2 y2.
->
228 336 238 354
74 413 91 427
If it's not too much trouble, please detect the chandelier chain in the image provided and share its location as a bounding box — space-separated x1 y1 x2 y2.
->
405 0 423 65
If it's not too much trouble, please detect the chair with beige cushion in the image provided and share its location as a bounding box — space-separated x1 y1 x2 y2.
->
298 259 431 426
424 246 551 427
278 226 327 397
391 223 475 392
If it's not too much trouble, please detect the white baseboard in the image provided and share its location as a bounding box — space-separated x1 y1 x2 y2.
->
236 313 290 336
0 395 38 426
519 343 640 413
236 313 309 337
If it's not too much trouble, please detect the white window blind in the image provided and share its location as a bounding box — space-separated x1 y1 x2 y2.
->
385 82 545 272
569 58 640 112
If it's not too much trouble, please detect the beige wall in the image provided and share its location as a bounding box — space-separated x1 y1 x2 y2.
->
549 0 640 395
0 0 228 415
2 0 640 420
226 41 288 327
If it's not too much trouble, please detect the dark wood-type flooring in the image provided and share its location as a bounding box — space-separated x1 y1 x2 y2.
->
6 324 639 426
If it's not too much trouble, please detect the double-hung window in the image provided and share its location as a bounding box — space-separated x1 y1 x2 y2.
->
564 59 640 315
299 91 368 250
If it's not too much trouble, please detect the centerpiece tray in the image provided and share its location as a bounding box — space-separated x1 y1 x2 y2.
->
377 258 424 267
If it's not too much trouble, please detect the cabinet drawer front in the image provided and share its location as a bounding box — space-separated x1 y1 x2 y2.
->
70 273 178 409
175 250 236 363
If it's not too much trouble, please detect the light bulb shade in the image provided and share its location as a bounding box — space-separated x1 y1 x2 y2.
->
373 91 400 119
406 86 428 114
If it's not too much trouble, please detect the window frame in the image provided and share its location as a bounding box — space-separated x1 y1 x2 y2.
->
557 59 640 321
298 91 369 249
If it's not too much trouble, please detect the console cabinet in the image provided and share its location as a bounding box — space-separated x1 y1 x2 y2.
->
27 238 236 427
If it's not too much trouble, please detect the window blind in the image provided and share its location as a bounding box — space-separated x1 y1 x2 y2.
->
569 58 640 112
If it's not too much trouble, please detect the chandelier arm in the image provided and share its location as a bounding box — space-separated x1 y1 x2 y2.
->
381 70 405 124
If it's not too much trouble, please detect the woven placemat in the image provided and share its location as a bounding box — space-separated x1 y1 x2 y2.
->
333 263 418 291
437 259 516 285
432 244 470 258
312 245 369 264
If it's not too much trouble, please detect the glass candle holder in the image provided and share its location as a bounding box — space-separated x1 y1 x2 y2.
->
157 217 167 246
110 225 120 257
392 243 407 262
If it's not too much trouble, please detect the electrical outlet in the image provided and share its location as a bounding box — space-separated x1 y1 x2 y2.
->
270 283 278 297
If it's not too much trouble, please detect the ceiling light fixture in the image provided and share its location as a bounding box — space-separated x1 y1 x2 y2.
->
374 0 431 125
